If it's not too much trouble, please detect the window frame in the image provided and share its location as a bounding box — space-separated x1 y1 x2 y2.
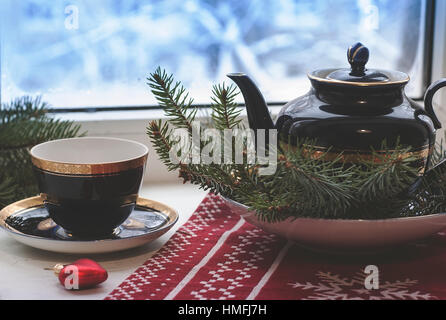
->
0 0 438 112
431 0 446 86
2 1 446 184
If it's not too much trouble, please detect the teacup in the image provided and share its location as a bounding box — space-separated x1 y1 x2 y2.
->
30 137 149 238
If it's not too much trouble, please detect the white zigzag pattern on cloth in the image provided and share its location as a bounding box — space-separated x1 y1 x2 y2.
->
189 227 278 300
106 194 232 300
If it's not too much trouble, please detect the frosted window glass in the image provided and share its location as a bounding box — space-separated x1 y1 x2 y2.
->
0 0 428 108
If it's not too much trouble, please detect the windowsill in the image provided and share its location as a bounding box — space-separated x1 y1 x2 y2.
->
52 109 171 122
51 105 284 122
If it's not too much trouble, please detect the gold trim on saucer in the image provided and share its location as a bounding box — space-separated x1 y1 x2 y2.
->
136 198 179 223
0 195 179 238
31 154 148 175
0 196 43 230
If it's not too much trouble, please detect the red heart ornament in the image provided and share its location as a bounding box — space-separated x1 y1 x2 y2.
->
57 259 108 290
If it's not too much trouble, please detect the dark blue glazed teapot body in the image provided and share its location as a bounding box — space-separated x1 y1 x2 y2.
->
228 43 446 173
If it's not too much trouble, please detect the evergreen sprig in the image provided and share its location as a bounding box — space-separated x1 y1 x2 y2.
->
147 119 181 171
210 83 242 130
146 68 442 222
147 67 197 133
0 177 18 208
0 96 84 208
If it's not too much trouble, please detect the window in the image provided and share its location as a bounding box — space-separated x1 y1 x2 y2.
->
0 0 434 110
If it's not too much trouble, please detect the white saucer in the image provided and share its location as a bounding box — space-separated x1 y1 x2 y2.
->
0 196 178 254
224 197 446 252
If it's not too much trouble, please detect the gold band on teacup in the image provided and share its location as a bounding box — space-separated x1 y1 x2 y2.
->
39 193 139 205
31 154 148 175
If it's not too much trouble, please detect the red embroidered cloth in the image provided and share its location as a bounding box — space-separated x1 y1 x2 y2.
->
106 193 446 300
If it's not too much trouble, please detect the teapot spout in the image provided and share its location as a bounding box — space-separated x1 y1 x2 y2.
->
227 73 275 131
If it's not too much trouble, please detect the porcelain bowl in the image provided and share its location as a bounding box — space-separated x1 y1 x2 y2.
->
223 197 446 251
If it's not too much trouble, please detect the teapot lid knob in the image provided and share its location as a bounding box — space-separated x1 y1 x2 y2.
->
312 42 409 85
347 43 369 77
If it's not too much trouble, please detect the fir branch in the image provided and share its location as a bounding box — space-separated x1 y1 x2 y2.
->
0 96 47 124
210 83 242 130
147 120 182 171
179 164 236 197
0 117 83 149
0 176 18 207
0 96 84 208
353 146 419 203
147 67 197 132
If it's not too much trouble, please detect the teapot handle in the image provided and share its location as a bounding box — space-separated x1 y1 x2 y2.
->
424 79 446 129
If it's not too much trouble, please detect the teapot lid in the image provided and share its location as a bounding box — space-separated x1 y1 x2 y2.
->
308 43 410 87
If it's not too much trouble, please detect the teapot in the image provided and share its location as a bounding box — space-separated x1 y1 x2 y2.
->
228 43 446 174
